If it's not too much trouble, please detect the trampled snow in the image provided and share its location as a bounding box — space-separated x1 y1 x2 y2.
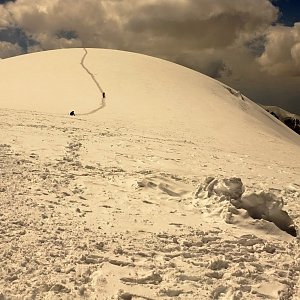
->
0 48 299 299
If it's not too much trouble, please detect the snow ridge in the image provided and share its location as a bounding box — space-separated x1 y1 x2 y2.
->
77 48 106 115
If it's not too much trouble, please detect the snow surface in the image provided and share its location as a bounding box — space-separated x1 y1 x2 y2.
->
0 48 299 299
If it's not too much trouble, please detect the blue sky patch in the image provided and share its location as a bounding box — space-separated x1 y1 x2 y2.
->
272 0 300 26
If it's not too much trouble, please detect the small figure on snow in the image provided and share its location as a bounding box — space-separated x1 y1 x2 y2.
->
70 111 75 116
102 92 106 98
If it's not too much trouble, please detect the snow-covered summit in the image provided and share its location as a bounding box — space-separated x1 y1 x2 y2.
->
0 48 299 150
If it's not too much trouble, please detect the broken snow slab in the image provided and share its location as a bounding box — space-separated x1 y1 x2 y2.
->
194 177 298 238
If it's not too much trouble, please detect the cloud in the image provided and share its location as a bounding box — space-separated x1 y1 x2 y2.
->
259 23 300 76
125 0 277 48
0 3 14 27
172 49 231 78
0 0 278 55
0 0 121 50
0 40 22 58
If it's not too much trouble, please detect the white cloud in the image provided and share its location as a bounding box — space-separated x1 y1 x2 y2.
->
0 4 14 27
291 42 300 67
259 23 300 76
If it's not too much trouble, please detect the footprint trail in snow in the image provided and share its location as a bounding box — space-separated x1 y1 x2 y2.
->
71 48 106 116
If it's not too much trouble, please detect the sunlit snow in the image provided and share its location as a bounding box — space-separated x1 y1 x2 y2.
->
0 48 299 299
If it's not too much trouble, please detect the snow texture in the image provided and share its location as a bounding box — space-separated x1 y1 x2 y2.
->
0 48 299 299
194 177 297 237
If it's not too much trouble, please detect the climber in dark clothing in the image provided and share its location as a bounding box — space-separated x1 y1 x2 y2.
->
70 111 75 116
102 92 106 98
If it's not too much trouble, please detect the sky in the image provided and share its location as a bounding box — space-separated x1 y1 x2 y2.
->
0 0 299 114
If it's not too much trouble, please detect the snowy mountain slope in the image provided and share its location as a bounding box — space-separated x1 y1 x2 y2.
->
0 48 300 299
0 48 299 147
260 105 300 135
